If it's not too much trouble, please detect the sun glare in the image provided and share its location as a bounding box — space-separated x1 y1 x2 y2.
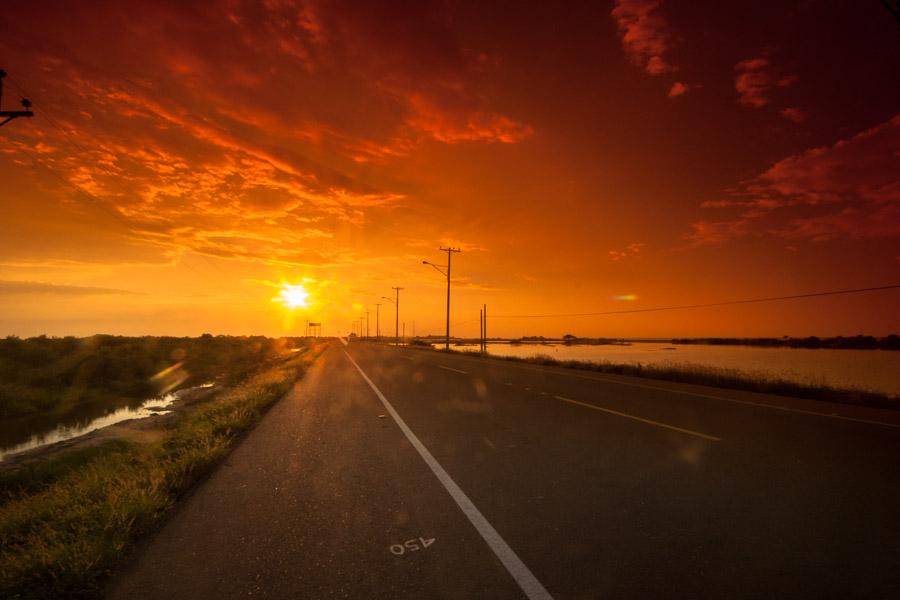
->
275 283 309 309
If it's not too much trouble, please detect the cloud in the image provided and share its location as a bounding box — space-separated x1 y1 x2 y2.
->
734 58 773 108
609 242 645 260
404 98 533 144
734 56 797 109
780 107 808 123
0 0 533 272
0 280 141 296
668 81 689 98
611 1 674 76
687 114 900 244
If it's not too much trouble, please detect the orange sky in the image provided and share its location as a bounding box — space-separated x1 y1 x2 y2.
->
1 0 898 338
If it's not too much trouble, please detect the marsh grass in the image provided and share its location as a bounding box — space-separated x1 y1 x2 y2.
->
445 349 897 410
0 347 321 600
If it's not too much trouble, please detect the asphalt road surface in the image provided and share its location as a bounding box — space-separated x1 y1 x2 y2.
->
108 341 900 599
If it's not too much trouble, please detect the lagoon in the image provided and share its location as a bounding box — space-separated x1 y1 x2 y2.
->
470 342 900 396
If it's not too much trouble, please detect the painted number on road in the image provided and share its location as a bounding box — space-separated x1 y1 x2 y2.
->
390 537 436 556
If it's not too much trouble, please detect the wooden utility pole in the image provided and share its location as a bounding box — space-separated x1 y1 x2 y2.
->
375 303 381 340
392 287 403 341
0 70 33 128
440 247 460 349
480 308 484 354
483 303 487 354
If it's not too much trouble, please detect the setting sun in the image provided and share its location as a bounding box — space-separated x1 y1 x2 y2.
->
275 283 309 310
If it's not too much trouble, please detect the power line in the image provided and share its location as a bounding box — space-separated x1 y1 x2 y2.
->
484 285 900 320
0 70 34 127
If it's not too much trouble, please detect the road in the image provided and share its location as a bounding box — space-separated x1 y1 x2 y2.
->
108 341 900 599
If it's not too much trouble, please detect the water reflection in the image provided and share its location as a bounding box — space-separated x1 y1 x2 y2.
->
0 383 213 461
466 342 900 396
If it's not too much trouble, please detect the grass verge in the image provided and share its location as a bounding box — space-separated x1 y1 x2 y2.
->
437 347 898 411
0 345 322 599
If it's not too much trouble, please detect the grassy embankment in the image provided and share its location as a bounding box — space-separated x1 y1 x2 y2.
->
0 341 324 599
0 334 305 419
424 345 898 410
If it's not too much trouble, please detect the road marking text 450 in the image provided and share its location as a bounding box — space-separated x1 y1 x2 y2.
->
390 537 436 556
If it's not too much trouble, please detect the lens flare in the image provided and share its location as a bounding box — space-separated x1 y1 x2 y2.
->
613 294 637 301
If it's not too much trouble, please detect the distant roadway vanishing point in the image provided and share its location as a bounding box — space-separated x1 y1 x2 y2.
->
108 341 900 599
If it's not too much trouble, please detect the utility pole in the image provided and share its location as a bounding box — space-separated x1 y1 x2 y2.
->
441 247 460 349
375 303 381 340
422 247 460 350
366 310 370 339
392 287 403 341
360 316 365 339
483 303 487 354
0 70 34 128
480 308 484 354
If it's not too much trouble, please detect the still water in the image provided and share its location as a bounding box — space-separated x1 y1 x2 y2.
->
0 383 213 461
468 342 900 396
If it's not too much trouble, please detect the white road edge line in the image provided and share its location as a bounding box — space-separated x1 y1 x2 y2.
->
343 350 554 600
438 365 468 374
554 396 721 442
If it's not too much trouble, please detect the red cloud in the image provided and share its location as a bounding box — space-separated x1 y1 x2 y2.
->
0 0 536 269
734 56 797 109
611 0 674 76
688 114 900 244
781 107 808 123
608 242 645 260
734 57 773 108
404 94 532 144
668 82 689 98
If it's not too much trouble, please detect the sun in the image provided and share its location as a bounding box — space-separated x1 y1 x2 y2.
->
275 283 309 309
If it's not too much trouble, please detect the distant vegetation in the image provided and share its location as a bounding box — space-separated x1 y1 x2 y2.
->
0 335 305 419
670 335 900 350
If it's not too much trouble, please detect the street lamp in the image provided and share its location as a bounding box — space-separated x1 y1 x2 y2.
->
382 289 402 342
423 247 460 350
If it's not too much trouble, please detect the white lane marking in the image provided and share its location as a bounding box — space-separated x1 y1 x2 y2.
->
339 337 348 346
444 354 900 430
438 365 468 374
343 351 553 600
554 396 721 442
551 373 900 430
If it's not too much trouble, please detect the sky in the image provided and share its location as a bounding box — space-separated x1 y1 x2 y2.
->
1 0 898 338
